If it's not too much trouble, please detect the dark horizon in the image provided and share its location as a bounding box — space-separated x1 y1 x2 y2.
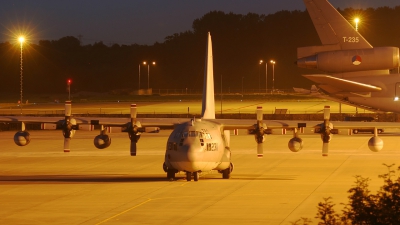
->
1 0 399 45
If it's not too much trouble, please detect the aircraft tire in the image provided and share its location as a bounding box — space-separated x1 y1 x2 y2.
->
193 172 199 181
167 169 176 181
186 172 192 181
222 168 231 179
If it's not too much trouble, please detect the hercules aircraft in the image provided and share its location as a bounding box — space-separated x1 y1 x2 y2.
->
296 0 400 113
1 33 399 181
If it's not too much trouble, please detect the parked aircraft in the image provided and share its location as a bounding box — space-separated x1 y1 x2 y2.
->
296 0 400 113
1 33 398 181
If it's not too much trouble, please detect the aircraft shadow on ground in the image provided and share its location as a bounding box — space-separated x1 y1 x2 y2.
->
0 174 169 183
0 174 296 183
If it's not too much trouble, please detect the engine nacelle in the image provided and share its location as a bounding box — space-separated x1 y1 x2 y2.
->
368 136 384 152
14 131 31 146
320 133 332 143
62 118 77 138
288 137 303 152
297 47 399 73
94 134 112 149
254 134 265 144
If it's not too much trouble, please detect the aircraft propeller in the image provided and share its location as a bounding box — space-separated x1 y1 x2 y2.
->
320 106 333 156
128 104 143 156
254 106 266 158
62 101 78 152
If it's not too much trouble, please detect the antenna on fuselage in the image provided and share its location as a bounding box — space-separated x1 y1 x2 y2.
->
201 32 215 119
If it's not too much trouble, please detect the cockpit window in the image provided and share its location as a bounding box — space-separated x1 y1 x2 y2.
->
182 131 199 138
179 131 212 139
189 131 198 137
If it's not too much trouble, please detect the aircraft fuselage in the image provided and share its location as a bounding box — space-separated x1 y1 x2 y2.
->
164 119 231 173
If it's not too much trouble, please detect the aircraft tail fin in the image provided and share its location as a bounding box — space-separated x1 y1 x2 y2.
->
304 0 372 50
201 32 216 119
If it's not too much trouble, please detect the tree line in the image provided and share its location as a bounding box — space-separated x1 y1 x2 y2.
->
291 164 400 225
0 6 399 96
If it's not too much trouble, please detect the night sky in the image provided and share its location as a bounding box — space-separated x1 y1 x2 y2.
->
1 0 399 45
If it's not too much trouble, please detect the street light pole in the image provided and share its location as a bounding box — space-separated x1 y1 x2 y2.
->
138 64 141 90
67 79 72 100
220 74 222 116
270 60 276 92
147 61 155 89
265 62 268 93
259 60 263 93
147 63 149 89
19 36 24 105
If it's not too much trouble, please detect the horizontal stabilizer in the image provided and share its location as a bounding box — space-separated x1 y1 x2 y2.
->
303 75 382 93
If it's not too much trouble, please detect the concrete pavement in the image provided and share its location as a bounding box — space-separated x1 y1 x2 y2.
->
1 130 400 224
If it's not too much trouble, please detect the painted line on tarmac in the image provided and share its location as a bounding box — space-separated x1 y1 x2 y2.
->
95 198 153 225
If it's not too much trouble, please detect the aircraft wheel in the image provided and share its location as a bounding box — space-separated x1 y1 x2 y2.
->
167 169 176 181
186 172 192 181
222 168 231 179
193 172 199 181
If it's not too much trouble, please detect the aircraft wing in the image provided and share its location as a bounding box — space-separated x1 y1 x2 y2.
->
213 119 307 130
0 116 64 124
74 117 185 127
214 119 400 130
0 116 185 127
303 74 382 93
2 104 400 158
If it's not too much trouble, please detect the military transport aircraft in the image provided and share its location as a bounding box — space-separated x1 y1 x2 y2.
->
1 33 399 182
296 0 400 113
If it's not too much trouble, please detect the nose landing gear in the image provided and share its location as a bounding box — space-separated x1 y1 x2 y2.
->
186 172 200 181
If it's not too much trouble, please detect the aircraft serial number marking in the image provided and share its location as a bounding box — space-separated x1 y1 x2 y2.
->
342 37 359 43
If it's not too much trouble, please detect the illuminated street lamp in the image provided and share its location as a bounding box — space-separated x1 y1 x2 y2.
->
258 60 263 92
67 79 72 100
354 18 360 31
259 60 268 93
270 60 276 92
18 36 25 104
143 61 156 89
138 63 142 90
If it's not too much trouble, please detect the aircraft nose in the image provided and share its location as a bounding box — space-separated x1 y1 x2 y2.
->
180 144 202 162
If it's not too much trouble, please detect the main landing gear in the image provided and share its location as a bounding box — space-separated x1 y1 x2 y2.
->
186 172 200 181
164 163 177 181
220 162 234 179
167 169 176 181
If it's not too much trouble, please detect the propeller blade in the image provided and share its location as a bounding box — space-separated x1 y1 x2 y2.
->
323 106 330 120
64 137 71 152
257 143 263 158
130 140 137 156
256 106 263 121
65 101 72 117
322 142 329 156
